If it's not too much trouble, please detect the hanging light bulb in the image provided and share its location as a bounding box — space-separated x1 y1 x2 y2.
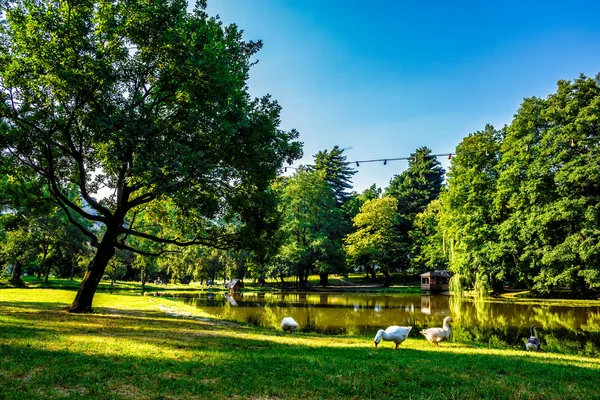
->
384 159 387 165
356 161 359 167
485 149 489 156
571 138 575 147
448 154 452 160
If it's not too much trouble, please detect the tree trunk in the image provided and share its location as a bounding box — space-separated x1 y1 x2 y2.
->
304 268 310 289
370 267 377 282
39 245 49 281
319 273 329 286
69 227 118 313
141 266 146 291
383 271 391 287
492 279 504 295
70 258 77 280
44 263 51 283
9 260 23 286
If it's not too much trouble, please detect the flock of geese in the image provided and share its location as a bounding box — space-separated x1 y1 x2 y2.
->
281 316 542 351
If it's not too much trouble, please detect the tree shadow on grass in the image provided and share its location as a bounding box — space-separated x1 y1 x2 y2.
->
1 305 599 400
1 336 598 400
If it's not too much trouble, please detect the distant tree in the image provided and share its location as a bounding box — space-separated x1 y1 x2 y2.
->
0 158 54 285
105 249 134 286
278 168 346 287
344 197 405 287
385 147 445 270
410 198 448 272
310 146 357 207
0 0 301 311
342 184 382 221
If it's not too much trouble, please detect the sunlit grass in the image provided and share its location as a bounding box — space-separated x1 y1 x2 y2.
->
1 289 599 399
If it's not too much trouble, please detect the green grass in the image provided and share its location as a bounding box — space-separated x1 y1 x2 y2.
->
1 289 599 399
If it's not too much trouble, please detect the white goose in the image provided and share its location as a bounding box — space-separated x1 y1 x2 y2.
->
281 317 299 333
420 317 453 346
525 325 541 351
373 326 412 350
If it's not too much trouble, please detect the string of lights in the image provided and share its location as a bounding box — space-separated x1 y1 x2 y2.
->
281 135 597 172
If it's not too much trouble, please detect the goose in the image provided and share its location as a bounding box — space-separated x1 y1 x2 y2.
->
525 325 541 351
420 316 453 346
281 317 299 333
373 326 412 350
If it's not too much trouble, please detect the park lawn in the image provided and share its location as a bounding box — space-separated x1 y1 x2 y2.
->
1 289 599 400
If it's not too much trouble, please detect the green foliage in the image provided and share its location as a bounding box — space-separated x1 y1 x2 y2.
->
344 197 405 286
0 0 301 309
410 198 447 272
494 75 600 294
341 184 381 221
386 146 445 270
275 168 346 287
105 249 133 286
310 145 357 207
438 125 504 291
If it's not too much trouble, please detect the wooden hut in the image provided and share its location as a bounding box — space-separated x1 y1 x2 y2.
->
420 270 451 292
225 279 244 294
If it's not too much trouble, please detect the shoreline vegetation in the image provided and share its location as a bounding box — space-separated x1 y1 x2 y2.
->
1 288 599 399
2 274 599 300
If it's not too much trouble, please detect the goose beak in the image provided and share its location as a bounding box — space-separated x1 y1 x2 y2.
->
374 341 378 348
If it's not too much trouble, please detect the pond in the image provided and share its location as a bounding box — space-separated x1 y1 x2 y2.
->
171 291 600 355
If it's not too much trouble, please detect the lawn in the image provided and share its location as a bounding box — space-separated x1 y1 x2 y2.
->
1 289 599 399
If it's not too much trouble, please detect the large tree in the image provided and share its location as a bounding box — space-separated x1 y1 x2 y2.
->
277 168 346 288
495 75 600 294
310 145 356 207
344 197 404 287
385 146 445 270
0 0 301 311
438 125 503 293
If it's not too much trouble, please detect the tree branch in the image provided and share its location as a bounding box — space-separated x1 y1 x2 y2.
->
114 242 181 257
119 227 234 250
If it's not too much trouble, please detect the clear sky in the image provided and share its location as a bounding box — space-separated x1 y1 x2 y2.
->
204 0 600 193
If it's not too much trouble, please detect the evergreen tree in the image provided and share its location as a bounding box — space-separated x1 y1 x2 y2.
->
385 146 445 270
311 146 357 207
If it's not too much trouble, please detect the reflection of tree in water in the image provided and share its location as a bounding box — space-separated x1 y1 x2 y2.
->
180 292 600 353
447 297 600 352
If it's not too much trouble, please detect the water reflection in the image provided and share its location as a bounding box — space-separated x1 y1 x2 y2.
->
171 291 600 355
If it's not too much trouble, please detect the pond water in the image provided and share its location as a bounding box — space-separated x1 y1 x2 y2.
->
171 291 600 355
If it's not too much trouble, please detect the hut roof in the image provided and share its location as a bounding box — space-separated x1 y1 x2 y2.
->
225 279 244 289
420 270 452 278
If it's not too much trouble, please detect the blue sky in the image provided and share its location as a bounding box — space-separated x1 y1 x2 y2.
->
204 1 600 192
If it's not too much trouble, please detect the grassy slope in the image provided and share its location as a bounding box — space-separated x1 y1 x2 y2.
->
1 289 599 400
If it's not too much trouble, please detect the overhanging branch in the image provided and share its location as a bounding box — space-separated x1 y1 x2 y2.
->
119 227 234 250
114 242 181 257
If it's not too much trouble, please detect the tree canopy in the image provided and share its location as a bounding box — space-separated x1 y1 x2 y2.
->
0 0 302 310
